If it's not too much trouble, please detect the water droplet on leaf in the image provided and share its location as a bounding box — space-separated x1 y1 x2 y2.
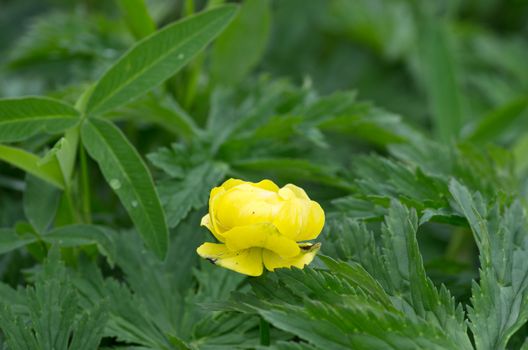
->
131 200 138 208
178 53 185 60
109 179 121 190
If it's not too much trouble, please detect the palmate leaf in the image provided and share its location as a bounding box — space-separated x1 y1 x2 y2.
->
0 97 80 142
85 5 237 116
158 162 227 228
72 216 257 350
0 249 107 350
239 262 462 350
232 201 471 350
81 117 168 259
449 180 528 350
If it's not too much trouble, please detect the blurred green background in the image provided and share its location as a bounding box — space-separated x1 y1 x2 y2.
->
1 0 528 348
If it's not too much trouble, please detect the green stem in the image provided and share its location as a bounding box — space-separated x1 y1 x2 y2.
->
260 316 270 346
64 186 80 223
79 143 92 224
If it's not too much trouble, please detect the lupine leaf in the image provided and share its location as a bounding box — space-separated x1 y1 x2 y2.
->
0 97 80 143
85 5 237 116
81 117 168 259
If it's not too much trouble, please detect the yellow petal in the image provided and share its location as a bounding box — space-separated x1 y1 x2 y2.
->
279 184 309 200
273 197 325 241
196 243 263 276
200 214 224 242
253 179 280 192
214 184 282 229
263 243 321 271
223 223 300 258
209 186 226 235
220 178 245 190
296 201 325 241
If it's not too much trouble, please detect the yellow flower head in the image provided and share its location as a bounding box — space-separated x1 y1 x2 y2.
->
196 178 325 276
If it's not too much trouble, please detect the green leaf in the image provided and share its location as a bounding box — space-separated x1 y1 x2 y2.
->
321 202 472 349
0 228 36 255
233 157 352 191
211 0 271 84
80 118 168 259
465 97 528 143
23 174 61 233
85 5 237 116
0 249 108 350
117 0 156 40
158 162 227 228
0 144 65 189
449 179 528 350
418 18 464 142
240 264 462 350
0 97 80 143
43 225 116 266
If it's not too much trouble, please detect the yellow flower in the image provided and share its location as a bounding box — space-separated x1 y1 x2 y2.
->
196 178 325 276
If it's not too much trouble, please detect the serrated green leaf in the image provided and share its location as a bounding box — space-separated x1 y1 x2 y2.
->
449 179 528 350
0 97 80 142
158 162 226 228
0 249 107 350
81 117 168 259
85 5 237 116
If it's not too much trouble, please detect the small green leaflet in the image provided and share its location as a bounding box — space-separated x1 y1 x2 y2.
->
81 118 168 259
0 97 80 142
0 144 65 189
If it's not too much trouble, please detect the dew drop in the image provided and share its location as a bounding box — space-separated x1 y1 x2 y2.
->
131 200 138 208
109 179 121 190
177 53 185 60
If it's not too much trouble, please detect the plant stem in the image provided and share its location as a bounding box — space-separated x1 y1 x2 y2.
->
64 186 80 223
80 144 92 223
260 316 270 346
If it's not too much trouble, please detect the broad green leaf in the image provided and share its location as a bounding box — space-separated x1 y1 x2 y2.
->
80 118 168 259
465 97 528 143
0 144 65 189
117 0 156 40
85 5 237 116
0 97 80 143
211 0 271 84
23 174 61 233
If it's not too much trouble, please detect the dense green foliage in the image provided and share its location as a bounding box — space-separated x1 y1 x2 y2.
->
1 0 528 349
